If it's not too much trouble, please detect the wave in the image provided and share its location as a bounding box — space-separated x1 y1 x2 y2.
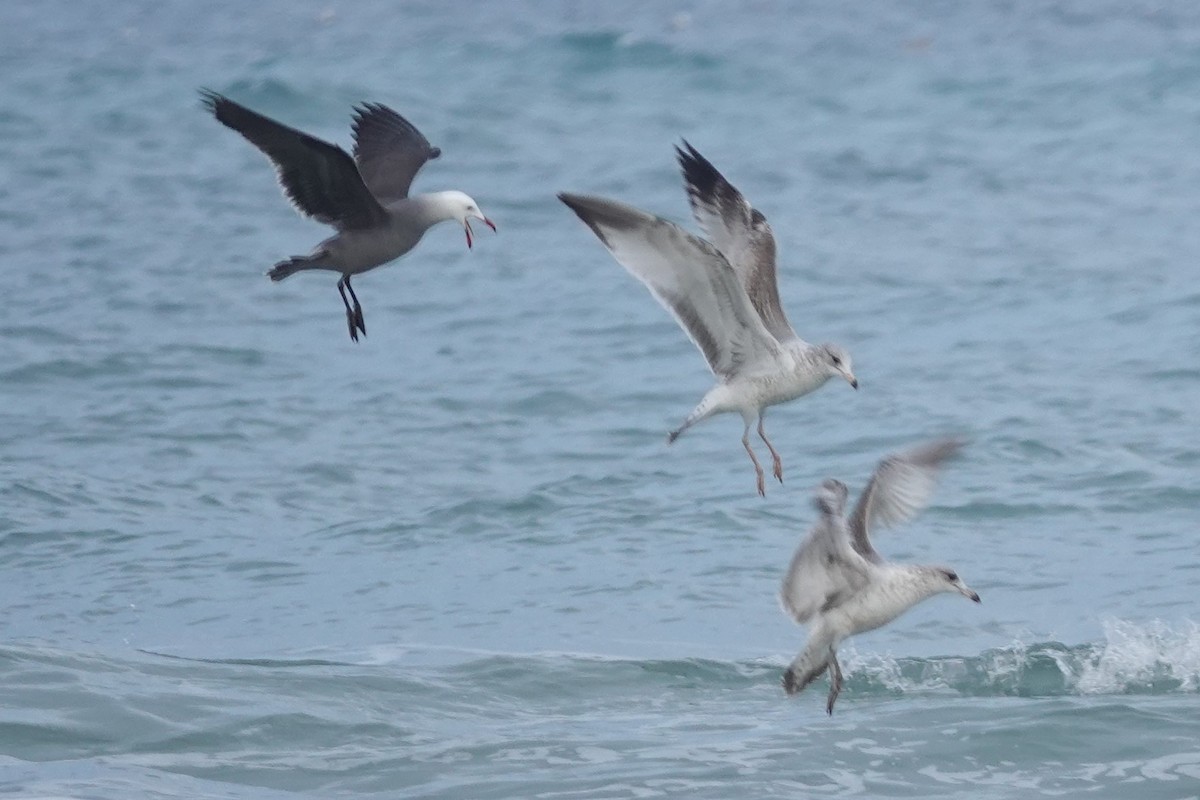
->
809 618 1200 698
4 619 1197 709
428 618 1200 701
835 624 1196 699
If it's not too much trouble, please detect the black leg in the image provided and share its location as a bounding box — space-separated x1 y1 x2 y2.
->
344 275 366 337
826 651 844 715
337 276 358 342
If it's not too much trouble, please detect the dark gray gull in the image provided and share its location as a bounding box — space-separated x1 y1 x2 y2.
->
559 143 856 496
778 438 980 714
201 91 495 341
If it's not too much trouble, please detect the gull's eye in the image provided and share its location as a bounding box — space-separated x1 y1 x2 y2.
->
945 570 958 582
830 355 842 367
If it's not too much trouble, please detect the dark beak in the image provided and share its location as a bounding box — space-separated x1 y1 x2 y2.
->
483 217 497 232
465 220 474 249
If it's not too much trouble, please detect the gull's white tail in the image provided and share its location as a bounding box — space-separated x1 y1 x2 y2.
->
667 389 727 443
783 628 837 696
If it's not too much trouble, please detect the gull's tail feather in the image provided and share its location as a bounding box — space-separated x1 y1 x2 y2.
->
783 653 829 696
666 392 723 444
783 630 837 697
267 251 330 282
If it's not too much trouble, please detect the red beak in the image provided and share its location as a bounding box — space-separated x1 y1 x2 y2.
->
483 217 497 232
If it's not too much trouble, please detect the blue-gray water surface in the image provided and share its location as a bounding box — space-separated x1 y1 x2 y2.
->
3 1 1200 797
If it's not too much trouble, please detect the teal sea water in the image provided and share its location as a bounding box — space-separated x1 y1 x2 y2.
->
4 1 1200 796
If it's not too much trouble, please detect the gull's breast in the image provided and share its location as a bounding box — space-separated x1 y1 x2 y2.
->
828 581 923 638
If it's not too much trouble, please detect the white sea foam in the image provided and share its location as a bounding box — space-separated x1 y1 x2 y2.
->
1077 618 1200 694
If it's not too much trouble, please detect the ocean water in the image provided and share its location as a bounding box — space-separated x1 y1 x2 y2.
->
3 0 1200 796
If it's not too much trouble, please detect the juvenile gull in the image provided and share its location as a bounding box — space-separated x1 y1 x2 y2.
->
201 91 496 341
559 143 856 496
779 438 979 714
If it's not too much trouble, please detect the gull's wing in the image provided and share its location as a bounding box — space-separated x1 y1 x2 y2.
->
847 438 966 563
200 91 386 231
779 512 873 625
559 192 783 380
676 142 801 345
351 103 442 203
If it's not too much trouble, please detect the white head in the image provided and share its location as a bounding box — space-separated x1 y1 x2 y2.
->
921 565 981 603
820 343 857 389
438 190 496 249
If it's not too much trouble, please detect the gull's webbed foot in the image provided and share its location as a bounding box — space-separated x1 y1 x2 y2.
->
353 303 366 338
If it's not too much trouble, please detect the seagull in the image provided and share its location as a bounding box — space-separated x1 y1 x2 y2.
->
201 91 496 341
558 143 857 496
778 438 980 714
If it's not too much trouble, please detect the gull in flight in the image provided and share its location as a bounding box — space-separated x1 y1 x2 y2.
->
779 438 980 714
201 91 496 341
559 143 856 496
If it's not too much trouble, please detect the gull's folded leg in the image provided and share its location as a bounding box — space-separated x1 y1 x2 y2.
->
742 423 766 497
826 651 844 715
337 277 359 342
757 414 783 484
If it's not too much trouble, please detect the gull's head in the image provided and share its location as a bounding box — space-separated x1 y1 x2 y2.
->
930 566 980 603
820 343 857 390
813 478 849 517
444 190 496 250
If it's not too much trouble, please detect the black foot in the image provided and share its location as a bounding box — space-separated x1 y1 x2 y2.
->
353 303 366 337
346 310 359 342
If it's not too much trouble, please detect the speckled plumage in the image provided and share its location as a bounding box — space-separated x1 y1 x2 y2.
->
779 439 979 714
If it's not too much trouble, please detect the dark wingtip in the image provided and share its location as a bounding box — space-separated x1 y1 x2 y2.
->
556 193 618 249
198 88 223 114
429 146 442 159
782 668 797 696
556 192 589 223
675 139 720 196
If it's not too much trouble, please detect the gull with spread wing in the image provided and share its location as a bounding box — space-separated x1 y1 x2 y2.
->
779 438 980 714
559 143 856 495
201 91 495 341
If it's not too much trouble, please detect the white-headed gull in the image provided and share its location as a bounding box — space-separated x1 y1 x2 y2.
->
559 143 856 495
202 91 495 341
779 438 979 713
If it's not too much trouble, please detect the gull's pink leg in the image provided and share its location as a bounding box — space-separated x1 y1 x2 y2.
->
741 424 766 497
757 415 783 484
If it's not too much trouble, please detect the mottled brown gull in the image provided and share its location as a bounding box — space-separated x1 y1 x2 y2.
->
201 91 495 341
779 438 980 714
559 142 856 496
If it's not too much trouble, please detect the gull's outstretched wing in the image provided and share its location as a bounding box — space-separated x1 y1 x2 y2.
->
201 90 386 230
779 504 872 625
559 192 783 380
676 142 801 345
848 438 966 563
351 103 441 203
